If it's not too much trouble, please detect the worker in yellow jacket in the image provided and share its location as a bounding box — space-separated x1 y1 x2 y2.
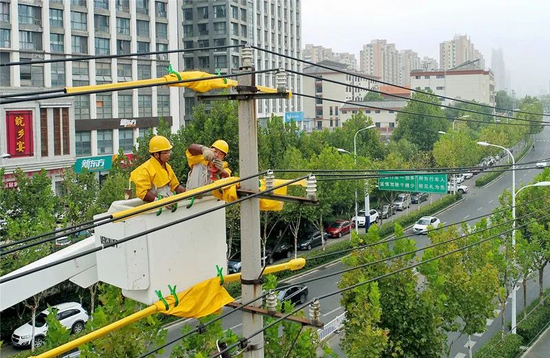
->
186 140 231 190
131 135 185 202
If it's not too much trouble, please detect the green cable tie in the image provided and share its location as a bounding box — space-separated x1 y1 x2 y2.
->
171 203 178 213
168 285 179 307
156 194 163 216
165 64 182 81
155 290 169 311
216 68 227 84
186 197 195 209
216 264 224 286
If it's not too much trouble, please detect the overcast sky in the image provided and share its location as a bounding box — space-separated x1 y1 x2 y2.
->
301 0 550 97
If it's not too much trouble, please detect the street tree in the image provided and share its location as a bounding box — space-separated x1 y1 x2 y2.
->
364 91 384 102
60 169 99 226
432 129 482 168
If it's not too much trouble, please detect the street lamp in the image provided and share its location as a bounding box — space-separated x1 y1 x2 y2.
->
477 141 519 333
337 148 352 155
438 131 456 194
353 124 376 234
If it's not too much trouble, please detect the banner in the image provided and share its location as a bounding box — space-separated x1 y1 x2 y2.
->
74 155 113 173
6 110 34 157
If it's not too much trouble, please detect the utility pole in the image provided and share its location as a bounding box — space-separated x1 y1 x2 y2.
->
238 46 264 357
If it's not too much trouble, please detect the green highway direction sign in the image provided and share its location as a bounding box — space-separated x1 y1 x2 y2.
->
378 171 448 194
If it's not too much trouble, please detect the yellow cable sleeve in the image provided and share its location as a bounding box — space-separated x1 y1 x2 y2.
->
65 78 165 94
32 305 158 358
224 258 306 283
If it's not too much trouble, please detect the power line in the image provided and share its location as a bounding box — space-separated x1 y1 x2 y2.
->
0 68 278 105
251 45 550 118
214 212 550 358
0 44 244 68
0 175 309 284
0 171 268 254
288 68 548 126
294 92 548 128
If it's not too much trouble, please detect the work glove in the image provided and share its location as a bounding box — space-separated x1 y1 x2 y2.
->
212 158 224 172
219 170 230 179
201 146 216 161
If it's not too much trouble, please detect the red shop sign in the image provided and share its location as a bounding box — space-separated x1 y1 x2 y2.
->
6 110 34 157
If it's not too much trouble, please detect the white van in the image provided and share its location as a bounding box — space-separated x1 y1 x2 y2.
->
392 193 411 211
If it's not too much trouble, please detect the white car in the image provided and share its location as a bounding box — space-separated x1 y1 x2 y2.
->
453 174 465 184
447 183 468 194
413 216 441 235
536 162 548 168
352 209 379 227
463 172 474 179
12 302 89 348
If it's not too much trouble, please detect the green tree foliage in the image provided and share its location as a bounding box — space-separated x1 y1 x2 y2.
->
516 96 544 135
364 91 384 102
443 100 493 132
391 91 449 151
432 129 482 168
495 90 514 112
60 169 99 225
258 115 300 170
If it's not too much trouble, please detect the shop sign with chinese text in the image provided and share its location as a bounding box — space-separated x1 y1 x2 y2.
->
6 110 33 157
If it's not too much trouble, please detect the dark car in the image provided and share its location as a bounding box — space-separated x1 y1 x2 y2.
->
381 204 395 219
265 242 294 264
227 259 242 274
296 231 326 250
325 220 354 238
411 192 429 204
277 284 308 309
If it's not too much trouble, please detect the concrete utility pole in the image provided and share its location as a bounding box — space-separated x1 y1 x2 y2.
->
238 46 264 357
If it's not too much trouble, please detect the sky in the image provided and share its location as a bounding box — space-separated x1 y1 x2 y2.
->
301 0 550 97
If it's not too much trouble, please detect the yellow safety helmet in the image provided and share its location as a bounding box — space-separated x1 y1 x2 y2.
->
149 135 173 153
211 140 229 155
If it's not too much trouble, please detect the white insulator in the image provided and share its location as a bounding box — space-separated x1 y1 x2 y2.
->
309 298 321 325
241 45 253 68
306 174 317 201
265 170 275 191
266 290 278 314
276 69 287 92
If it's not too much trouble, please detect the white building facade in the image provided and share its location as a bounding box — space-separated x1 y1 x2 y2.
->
339 100 407 140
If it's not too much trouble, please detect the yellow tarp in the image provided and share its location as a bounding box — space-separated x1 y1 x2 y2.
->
165 71 238 91
155 277 234 318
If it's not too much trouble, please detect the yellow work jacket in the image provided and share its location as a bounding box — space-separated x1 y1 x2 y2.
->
185 150 230 190
131 157 180 200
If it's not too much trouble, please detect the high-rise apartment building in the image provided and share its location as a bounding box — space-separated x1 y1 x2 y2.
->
439 34 485 70
0 0 181 192
182 0 303 123
360 39 399 85
491 48 507 92
420 56 439 71
398 49 420 87
303 44 357 70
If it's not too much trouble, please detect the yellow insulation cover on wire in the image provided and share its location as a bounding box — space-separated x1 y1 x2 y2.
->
165 71 238 91
155 277 234 318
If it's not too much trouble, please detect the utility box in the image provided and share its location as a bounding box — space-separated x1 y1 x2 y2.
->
95 196 227 305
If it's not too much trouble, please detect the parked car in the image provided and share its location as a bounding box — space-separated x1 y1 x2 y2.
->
325 220 354 238
447 182 468 194
265 242 294 264
463 172 474 179
413 216 441 235
55 236 72 247
536 162 548 168
227 258 242 274
12 302 89 348
351 209 379 227
381 204 395 219
454 174 465 184
411 192 429 204
277 284 308 309
392 193 411 211
297 231 326 251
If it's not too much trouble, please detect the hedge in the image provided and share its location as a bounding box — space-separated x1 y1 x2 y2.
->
475 137 533 187
473 333 524 358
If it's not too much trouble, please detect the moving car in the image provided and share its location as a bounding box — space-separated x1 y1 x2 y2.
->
536 162 548 168
55 236 72 247
297 231 326 250
381 204 395 219
265 242 294 264
413 216 441 235
447 183 468 194
325 220 354 238
277 284 308 308
411 192 429 204
392 194 411 211
351 209 379 227
463 172 474 179
12 302 89 348
227 258 242 274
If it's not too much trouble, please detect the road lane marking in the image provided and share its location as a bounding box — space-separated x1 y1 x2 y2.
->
230 323 242 330
474 332 484 337
464 340 477 349
477 207 482 211
286 270 319 282
488 200 493 204
454 353 466 358
486 318 494 326
323 307 343 317
464 215 470 219
326 261 341 268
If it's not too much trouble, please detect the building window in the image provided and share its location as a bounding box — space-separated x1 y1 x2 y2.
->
116 17 130 34
414 76 421 79
97 130 113 154
232 55 239 68
137 63 151 80
424 75 430 79
117 40 130 55
117 62 132 81
50 9 63 28
96 94 112 119
50 34 64 53
156 63 167 78
214 22 226 35
231 23 238 36
198 6 208 19
241 25 247 37
18 5 40 25
96 62 111 77
116 0 130 12
51 62 66 87
156 43 168 60
375 110 381 113
198 39 209 48
95 38 110 55
0 29 10 48
214 5 226 18
94 0 109 9
95 14 109 32
231 6 238 19
183 25 193 37
156 22 167 39
119 129 134 153
424 87 430 90
157 94 170 117
436 75 445 79
137 20 150 37
139 127 151 138
198 23 208 36
214 55 227 69
19 31 42 51
184 57 194 70
213 38 226 47
389 122 395 128
136 0 149 15
72 35 88 54
138 94 152 116
119 94 133 117
183 8 193 21
198 56 209 69
74 95 90 120
75 131 91 156
70 0 87 6
155 1 167 17
436 86 445 90
241 8 247 21
71 11 87 31
375 122 381 128
137 41 150 53
0 1 9 22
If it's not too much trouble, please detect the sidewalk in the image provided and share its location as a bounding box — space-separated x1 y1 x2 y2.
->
522 324 550 358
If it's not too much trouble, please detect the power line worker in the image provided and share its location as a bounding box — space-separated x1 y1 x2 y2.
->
131 135 185 204
186 140 231 190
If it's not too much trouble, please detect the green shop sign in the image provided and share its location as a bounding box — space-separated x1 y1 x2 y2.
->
378 171 448 194
74 155 113 173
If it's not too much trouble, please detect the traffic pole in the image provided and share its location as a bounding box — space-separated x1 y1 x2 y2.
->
238 45 264 357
